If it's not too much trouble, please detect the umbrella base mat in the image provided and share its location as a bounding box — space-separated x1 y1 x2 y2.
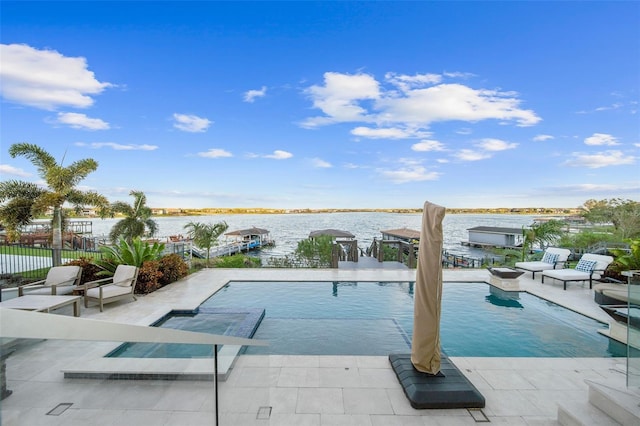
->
389 353 485 409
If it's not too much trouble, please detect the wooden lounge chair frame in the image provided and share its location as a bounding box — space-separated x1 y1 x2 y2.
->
83 265 139 312
18 265 83 296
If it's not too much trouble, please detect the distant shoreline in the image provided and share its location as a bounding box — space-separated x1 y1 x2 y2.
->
144 207 584 216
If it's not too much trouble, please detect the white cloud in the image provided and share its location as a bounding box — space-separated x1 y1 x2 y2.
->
443 71 475 79
584 133 619 146
311 158 332 168
351 126 427 139
302 71 540 136
564 150 635 168
377 83 540 127
77 142 157 151
244 86 267 103
476 138 518 151
264 150 293 160
0 43 112 110
533 134 554 142
456 128 472 135
411 139 446 152
454 149 492 161
301 72 380 128
55 112 109 130
172 113 212 132
595 103 623 111
634 142 640 148
379 165 441 183
385 72 442 90
0 164 31 177
197 148 233 158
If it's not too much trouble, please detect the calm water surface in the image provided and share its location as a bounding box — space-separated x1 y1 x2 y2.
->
88 213 535 259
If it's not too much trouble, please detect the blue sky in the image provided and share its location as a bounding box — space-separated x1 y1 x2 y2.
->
1 1 638 209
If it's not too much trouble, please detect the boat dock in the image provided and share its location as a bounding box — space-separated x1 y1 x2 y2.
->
190 227 274 259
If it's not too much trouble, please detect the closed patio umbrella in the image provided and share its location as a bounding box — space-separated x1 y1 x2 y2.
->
411 200 446 374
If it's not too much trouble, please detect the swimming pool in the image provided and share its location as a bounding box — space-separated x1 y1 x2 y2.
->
112 281 627 358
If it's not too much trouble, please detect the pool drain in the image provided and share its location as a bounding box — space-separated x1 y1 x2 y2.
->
47 403 72 416
256 406 272 419
468 408 489 422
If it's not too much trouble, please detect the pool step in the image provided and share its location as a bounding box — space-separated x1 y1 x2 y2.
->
557 379 640 426
588 380 640 426
62 344 242 381
557 400 620 426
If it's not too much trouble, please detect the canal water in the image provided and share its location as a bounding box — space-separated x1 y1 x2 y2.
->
86 212 535 260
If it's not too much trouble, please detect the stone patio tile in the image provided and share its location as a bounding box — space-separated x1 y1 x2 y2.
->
296 388 344 414
343 388 393 415
320 413 373 425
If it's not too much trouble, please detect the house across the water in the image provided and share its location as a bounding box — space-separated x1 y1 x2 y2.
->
462 226 523 249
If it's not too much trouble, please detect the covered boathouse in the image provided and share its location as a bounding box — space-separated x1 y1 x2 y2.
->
380 228 420 243
462 226 523 249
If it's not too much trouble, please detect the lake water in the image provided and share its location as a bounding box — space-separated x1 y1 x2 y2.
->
86 212 535 260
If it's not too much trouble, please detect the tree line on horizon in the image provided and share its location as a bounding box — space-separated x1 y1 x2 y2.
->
1 143 638 267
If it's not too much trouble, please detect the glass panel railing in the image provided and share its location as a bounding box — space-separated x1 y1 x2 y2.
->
626 271 640 387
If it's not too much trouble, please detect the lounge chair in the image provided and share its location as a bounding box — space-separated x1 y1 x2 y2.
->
83 265 139 312
541 253 613 290
18 265 82 296
514 247 571 279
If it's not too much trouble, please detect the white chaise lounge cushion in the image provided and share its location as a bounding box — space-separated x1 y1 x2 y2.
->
514 247 571 275
542 253 613 282
86 284 132 299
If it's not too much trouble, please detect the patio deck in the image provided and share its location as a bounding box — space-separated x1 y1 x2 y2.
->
0 268 634 425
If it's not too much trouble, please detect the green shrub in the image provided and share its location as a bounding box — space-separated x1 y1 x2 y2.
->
158 254 189 285
609 238 640 273
65 256 102 285
294 235 333 268
212 254 261 268
136 260 162 294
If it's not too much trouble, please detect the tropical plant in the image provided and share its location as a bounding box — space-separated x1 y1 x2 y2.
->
95 237 165 275
108 190 158 243
609 238 640 273
557 230 617 251
521 220 566 260
293 234 334 268
183 221 229 264
0 180 46 242
581 198 640 239
6 143 109 264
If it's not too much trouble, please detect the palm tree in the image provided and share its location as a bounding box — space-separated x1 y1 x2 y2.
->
183 221 229 264
7 143 109 265
521 219 566 260
108 190 158 243
0 181 46 242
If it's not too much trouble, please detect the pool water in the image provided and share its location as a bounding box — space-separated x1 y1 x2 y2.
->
109 281 627 358
200 281 625 357
107 308 264 358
